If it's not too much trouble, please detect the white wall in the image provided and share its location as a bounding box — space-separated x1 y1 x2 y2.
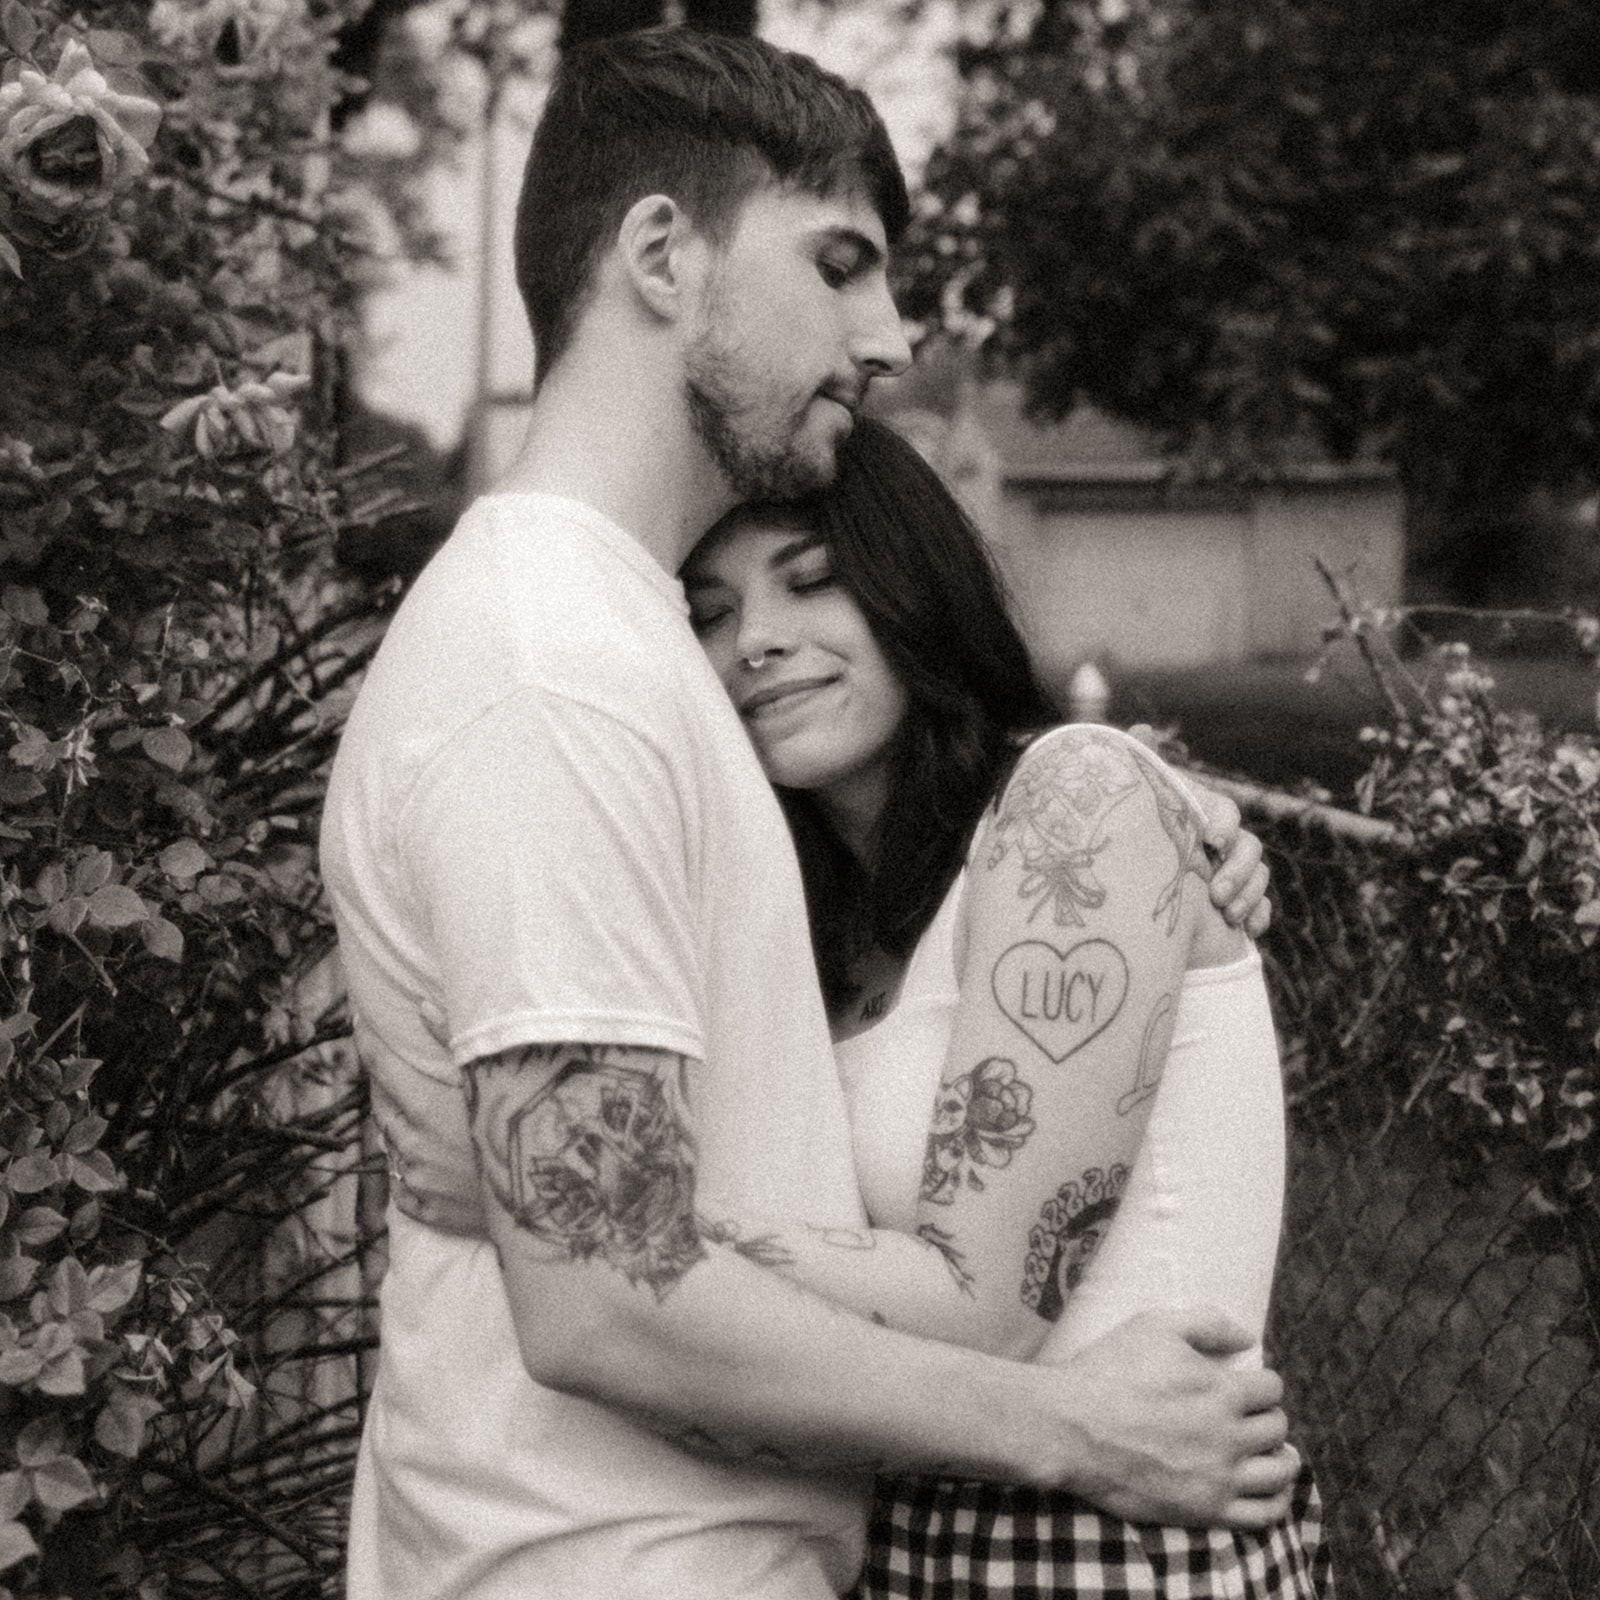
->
992 478 1404 676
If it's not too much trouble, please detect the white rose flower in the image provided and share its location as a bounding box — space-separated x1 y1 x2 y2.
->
160 372 313 459
0 41 162 224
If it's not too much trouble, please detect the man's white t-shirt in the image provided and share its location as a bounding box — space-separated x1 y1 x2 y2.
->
321 493 869 1599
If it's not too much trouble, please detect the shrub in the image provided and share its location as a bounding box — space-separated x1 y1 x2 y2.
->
2 1 426 1592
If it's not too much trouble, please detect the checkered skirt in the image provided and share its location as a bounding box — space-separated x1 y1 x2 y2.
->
849 1456 1332 1599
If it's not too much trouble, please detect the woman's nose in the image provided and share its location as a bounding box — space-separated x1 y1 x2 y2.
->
733 602 793 669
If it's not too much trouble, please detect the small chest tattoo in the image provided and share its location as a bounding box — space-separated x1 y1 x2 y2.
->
860 991 889 1022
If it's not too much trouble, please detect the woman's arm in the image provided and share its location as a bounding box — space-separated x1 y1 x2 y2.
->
705 727 1248 1359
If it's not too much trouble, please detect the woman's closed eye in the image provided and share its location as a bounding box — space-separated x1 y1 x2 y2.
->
785 556 836 595
687 599 731 635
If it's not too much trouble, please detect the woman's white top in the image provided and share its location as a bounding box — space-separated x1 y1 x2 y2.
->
833 751 1286 1362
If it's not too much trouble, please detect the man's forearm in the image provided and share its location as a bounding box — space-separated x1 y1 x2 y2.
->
467 1039 1294 1524
496 1220 1075 1482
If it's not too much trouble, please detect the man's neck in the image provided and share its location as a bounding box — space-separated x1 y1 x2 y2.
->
496 356 734 576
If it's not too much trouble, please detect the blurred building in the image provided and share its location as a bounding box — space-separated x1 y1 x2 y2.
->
870 360 1402 682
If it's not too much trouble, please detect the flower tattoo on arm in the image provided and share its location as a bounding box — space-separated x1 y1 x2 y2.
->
987 734 1141 927
921 1056 1037 1205
464 1043 706 1301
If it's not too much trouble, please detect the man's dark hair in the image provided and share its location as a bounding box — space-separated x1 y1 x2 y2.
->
514 27 909 387
704 416 1058 1009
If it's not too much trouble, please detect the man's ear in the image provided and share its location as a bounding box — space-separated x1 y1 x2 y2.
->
615 193 706 323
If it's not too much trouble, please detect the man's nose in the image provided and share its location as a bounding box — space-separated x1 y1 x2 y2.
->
851 277 912 379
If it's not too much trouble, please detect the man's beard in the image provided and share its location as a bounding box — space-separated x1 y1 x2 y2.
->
684 334 841 503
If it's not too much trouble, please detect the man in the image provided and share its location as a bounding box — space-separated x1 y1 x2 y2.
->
321 27 1294 1599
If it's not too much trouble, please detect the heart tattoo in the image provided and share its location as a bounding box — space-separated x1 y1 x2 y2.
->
991 938 1129 1062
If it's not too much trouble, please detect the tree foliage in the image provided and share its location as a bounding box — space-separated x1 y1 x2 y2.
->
903 0 1600 515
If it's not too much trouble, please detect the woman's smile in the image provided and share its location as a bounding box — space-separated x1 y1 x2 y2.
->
740 673 842 722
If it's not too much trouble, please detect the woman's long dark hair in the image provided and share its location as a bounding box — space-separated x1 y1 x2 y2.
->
732 415 1057 1009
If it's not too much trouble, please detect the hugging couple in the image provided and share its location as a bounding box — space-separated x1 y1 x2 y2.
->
321 25 1334 1600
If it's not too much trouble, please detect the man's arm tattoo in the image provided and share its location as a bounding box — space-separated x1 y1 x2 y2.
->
698 1217 796 1270
991 937 1129 1063
1020 1164 1129 1322
697 1217 875 1271
921 1056 1037 1205
917 1221 976 1297
464 1043 705 1301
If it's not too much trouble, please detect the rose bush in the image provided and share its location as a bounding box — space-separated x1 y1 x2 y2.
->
1 1 449 1594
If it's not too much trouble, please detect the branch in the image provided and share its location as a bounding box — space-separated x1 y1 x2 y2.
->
1315 557 1432 727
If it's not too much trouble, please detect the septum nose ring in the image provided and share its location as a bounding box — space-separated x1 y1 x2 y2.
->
744 650 770 670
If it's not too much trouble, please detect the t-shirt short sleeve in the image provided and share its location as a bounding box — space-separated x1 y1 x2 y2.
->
397 683 704 1069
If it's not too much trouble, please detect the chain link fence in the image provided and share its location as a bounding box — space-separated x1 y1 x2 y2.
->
1250 804 1600 1600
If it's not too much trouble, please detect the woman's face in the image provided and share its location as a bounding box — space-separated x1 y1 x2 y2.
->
684 513 909 836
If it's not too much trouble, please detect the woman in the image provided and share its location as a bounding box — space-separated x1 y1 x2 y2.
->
682 416 1331 1597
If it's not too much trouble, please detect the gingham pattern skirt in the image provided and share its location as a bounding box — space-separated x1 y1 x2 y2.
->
850 1456 1332 1599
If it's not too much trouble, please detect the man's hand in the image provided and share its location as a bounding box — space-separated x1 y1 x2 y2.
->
1200 792 1272 939
1125 724 1271 938
1037 1307 1297 1528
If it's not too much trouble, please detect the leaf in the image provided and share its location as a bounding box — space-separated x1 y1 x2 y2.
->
47 1255 89 1316
94 1388 164 1458
0 771 43 805
61 1115 108 1156
2 0 39 54
4 1154 57 1193
0 234 21 281
0 1518 39 1574
86 1260 142 1315
67 1151 119 1194
85 884 150 929
13 1416 64 1468
0 587 47 627
84 26 141 65
58 1056 101 1094
68 1199 101 1244
0 1347 43 1384
28 1454 97 1510
31 862 64 907
0 1012 35 1041
45 896 87 936
1574 901 1600 926
35 1347 86 1397
10 1208 66 1248
157 839 209 882
0 1257 39 1300
71 850 113 895
0 1471 28 1521
224 1360 257 1409
139 917 184 963
141 727 193 773
196 873 243 906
